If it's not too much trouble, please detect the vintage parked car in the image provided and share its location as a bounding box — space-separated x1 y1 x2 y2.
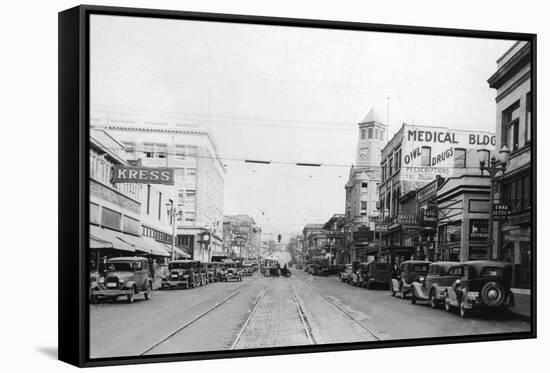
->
309 264 323 276
221 261 243 281
360 262 391 289
340 264 354 283
161 260 202 289
242 264 253 276
319 265 343 276
410 262 461 307
91 257 152 304
390 260 431 299
444 261 515 318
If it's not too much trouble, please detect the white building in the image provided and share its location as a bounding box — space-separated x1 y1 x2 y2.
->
91 117 225 262
343 108 386 262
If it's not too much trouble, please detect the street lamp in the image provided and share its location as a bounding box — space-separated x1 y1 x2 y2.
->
477 145 510 260
374 202 389 261
166 202 183 261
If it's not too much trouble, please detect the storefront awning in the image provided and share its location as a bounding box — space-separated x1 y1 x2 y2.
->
89 225 135 252
117 233 156 255
140 236 171 257
162 243 191 259
90 236 112 249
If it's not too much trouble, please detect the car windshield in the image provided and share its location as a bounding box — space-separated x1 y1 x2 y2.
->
412 264 428 272
169 262 195 270
107 262 133 272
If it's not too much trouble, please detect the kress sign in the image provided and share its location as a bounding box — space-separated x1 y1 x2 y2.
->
112 165 175 185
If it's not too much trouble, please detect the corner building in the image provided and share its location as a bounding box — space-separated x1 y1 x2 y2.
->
91 116 225 262
488 41 532 290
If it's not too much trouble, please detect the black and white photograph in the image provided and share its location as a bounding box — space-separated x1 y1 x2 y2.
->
85 11 534 360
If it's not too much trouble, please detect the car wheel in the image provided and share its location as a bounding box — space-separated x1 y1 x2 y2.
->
459 302 468 318
127 288 135 303
429 291 437 308
144 282 152 300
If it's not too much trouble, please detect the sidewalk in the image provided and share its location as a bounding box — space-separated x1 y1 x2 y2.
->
510 288 531 321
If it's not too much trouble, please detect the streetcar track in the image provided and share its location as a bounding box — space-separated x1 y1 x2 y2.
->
300 278 383 341
140 278 256 355
289 282 316 345
230 279 272 349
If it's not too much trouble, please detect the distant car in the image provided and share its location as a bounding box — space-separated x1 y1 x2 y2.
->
410 262 461 307
360 262 391 289
91 257 152 304
161 260 202 289
340 264 354 283
390 261 431 299
221 261 242 282
444 261 515 318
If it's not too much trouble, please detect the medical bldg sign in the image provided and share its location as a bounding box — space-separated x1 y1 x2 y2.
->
400 125 496 182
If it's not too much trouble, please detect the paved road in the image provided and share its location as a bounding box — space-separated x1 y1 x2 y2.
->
89 270 531 359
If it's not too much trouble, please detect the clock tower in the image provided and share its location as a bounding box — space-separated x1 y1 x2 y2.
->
356 107 386 168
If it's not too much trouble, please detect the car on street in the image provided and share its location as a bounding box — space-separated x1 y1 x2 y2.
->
390 260 431 299
340 264 354 283
221 261 243 281
410 261 461 307
91 256 152 304
444 261 515 318
360 261 391 289
161 260 202 289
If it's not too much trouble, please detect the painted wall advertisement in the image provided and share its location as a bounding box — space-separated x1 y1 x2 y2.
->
401 125 496 183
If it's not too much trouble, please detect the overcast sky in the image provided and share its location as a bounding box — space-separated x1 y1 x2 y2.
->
90 15 516 239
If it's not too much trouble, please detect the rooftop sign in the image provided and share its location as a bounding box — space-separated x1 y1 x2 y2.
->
112 166 174 185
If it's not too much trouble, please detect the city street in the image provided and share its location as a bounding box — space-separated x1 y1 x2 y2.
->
90 269 530 359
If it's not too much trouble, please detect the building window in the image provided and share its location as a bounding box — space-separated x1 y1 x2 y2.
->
503 101 520 152
395 148 401 171
375 128 379 139
379 129 384 140
184 211 195 222
454 148 466 168
367 127 373 139
502 174 531 211
526 92 532 143
421 146 431 167
175 146 186 160
187 146 198 156
389 156 393 175
360 201 367 216
360 128 366 140
101 207 121 231
158 192 162 220
187 168 197 177
144 143 154 158
146 185 151 214
382 162 386 181
123 142 135 158
361 183 368 193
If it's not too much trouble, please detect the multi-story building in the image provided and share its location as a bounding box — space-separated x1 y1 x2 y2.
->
223 215 262 258
488 41 532 289
344 108 386 262
378 124 495 264
89 128 185 274
91 116 225 262
302 224 324 262
322 214 346 265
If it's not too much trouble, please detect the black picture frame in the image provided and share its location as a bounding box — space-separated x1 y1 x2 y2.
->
59 4 537 368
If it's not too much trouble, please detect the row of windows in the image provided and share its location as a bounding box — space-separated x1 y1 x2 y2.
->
501 174 531 212
90 152 139 198
142 225 172 244
123 142 199 160
360 127 385 141
502 92 531 152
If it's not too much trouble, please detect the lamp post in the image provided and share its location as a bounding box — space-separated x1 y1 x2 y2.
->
477 145 510 260
166 202 183 261
374 204 389 261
